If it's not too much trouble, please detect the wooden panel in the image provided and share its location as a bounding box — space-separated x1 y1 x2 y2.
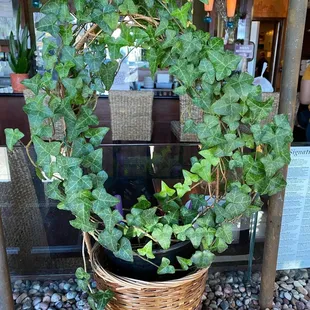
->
253 0 289 18
0 95 30 145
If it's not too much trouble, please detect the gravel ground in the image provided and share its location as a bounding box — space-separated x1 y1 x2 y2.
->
12 269 310 310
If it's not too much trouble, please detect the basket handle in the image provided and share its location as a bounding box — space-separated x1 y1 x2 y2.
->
83 232 93 258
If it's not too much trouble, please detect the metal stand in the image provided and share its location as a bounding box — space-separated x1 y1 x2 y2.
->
0 211 14 309
259 0 308 307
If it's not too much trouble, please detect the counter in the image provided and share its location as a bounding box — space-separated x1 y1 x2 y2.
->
0 92 180 144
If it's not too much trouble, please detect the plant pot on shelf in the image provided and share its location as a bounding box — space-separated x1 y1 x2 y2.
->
91 243 208 310
102 240 195 281
10 73 28 93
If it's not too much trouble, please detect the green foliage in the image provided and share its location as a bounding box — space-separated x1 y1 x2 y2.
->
8 6 34 73
5 128 24 151
7 0 293 286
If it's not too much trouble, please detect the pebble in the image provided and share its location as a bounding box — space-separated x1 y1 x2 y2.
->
16 293 28 304
38 302 49 310
285 292 292 300
51 293 61 303
66 291 77 300
298 287 309 296
32 297 41 306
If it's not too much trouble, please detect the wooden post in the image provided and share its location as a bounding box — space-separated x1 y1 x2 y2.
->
259 0 308 308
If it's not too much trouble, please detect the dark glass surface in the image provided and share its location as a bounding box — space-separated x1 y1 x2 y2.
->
0 143 280 276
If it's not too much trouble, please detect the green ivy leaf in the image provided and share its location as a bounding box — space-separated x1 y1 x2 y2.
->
179 32 202 59
169 60 199 87
91 290 114 310
177 256 192 271
74 0 85 11
225 187 251 218
61 46 84 70
75 267 91 280
190 194 207 210
157 181 175 198
171 2 192 28
21 74 42 95
174 182 191 198
100 61 118 90
155 18 169 36
215 223 234 244
212 237 228 253
186 227 206 248
141 207 159 231
224 72 255 101
196 210 215 228
152 224 173 250
211 87 241 116
113 237 133 262
64 167 92 194
208 37 224 51
180 206 197 224
247 96 274 122
137 240 155 259
172 224 191 241
46 180 65 201
82 148 103 173
102 12 119 31
33 136 61 168
243 155 266 186
59 24 73 45
5 128 24 151
85 128 109 148
198 58 215 84
207 50 241 80
36 14 60 36
260 154 286 178
56 155 82 179
213 203 229 224
92 188 120 208
70 200 97 232
119 0 138 14
98 228 122 252
157 257 175 275
191 250 215 268
229 151 243 170
94 204 122 232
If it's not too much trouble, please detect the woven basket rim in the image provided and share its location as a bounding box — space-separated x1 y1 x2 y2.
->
91 243 208 289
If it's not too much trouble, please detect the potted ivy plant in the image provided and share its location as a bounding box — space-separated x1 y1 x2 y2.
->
8 7 34 93
5 0 293 309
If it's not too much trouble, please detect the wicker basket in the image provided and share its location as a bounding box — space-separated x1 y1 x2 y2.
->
171 95 202 142
109 91 154 141
91 243 208 310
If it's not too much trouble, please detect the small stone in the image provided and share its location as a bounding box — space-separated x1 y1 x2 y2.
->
43 296 51 303
38 302 49 310
63 283 71 291
281 276 289 281
296 301 306 310
281 283 294 291
51 293 61 303
295 281 304 288
16 293 28 304
22 299 32 310
29 289 38 295
208 292 215 300
32 282 41 291
244 298 251 306
306 301 310 309
224 285 232 295
298 287 309 296
220 301 229 310
300 280 307 286
226 275 233 284
239 286 246 293
274 282 279 290
236 300 243 307
66 291 77 300
13 292 20 300
55 301 63 309
33 297 41 306
285 292 292 301
283 305 289 310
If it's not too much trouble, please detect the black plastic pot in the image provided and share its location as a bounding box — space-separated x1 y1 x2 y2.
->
100 241 195 281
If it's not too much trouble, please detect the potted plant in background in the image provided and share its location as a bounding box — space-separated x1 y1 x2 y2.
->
8 7 34 93
4 0 293 309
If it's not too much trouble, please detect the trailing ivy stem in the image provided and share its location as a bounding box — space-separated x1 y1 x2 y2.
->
216 167 220 203
134 251 160 268
25 140 37 168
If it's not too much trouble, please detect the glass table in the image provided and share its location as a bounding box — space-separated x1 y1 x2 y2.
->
0 143 262 277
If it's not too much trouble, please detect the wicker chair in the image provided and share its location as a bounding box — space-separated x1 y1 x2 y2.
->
109 90 154 141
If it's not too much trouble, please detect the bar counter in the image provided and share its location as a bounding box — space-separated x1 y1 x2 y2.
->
0 92 180 144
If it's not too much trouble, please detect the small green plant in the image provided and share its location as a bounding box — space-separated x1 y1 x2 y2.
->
8 7 34 74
